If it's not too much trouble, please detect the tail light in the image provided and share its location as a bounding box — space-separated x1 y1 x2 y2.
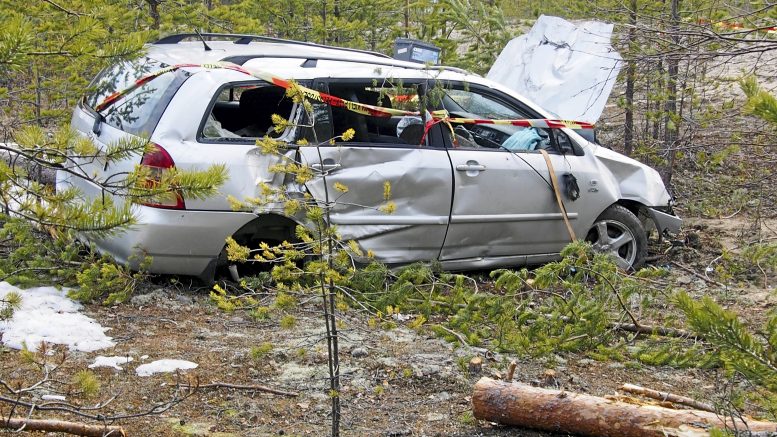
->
139 143 185 210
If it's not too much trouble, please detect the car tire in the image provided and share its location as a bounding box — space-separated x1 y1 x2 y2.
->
585 205 647 270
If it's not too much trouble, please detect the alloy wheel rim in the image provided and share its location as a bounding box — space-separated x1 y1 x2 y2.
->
587 219 637 269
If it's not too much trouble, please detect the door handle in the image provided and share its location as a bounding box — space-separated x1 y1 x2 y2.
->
456 162 486 172
311 162 340 172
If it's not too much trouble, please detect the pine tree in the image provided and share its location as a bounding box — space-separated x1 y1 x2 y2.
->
741 76 777 126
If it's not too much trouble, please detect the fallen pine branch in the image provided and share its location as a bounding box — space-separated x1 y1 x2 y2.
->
472 377 777 437
557 315 701 340
620 383 716 413
433 324 469 347
1 417 125 436
182 381 298 397
0 145 58 187
607 321 701 340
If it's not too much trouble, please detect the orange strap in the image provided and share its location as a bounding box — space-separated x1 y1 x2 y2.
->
539 149 576 241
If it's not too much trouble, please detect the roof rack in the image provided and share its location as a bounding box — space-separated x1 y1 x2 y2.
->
221 54 417 70
154 33 392 59
220 54 477 76
429 65 478 76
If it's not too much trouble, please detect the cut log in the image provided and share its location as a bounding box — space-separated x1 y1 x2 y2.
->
472 377 777 437
1 417 125 436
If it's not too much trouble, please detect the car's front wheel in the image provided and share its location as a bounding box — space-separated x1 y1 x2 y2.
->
585 205 647 270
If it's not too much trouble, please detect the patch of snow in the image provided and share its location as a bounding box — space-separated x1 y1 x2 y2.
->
487 15 622 123
89 355 134 370
41 394 67 401
0 282 114 352
391 312 412 322
135 359 198 377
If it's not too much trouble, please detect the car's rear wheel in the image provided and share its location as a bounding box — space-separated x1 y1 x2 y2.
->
585 205 647 270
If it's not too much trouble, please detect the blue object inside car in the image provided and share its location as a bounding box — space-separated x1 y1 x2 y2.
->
502 128 542 151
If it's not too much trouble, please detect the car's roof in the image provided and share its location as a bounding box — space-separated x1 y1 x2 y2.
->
151 36 434 67
148 41 398 67
146 34 476 81
145 33 553 120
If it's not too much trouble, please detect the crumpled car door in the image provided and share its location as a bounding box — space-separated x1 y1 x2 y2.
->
298 139 452 264
297 80 453 264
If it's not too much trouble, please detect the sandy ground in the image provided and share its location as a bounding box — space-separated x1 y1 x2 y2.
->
1 216 775 436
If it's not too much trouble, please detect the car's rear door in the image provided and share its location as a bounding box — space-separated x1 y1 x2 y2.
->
297 79 453 264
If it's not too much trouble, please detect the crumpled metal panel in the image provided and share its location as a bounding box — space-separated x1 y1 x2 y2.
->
592 145 672 207
487 16 622 124
299 145 452 264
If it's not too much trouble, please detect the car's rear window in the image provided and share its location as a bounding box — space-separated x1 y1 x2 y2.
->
83 57 187 136
84 57 167 109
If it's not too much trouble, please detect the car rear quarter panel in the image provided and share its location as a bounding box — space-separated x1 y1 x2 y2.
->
152 70 291 212
68 106 146 205
96 205 256 276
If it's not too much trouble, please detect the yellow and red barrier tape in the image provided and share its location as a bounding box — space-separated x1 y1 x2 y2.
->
94 62 595 131
695 19 777 34
94 63 200 112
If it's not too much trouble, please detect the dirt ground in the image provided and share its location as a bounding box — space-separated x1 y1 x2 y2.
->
1 216 775 436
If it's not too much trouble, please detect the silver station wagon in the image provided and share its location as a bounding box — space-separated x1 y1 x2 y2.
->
59 33 681 281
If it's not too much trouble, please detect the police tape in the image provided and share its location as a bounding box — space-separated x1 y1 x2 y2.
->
695 19 777 35
94 62 595 130
94 63 201 112
444 116 595 130
237 64 596 129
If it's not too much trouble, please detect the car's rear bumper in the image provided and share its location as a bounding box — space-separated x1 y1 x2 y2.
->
88 206 256 278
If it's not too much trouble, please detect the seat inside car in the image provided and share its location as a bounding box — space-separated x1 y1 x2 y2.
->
238 87 294 137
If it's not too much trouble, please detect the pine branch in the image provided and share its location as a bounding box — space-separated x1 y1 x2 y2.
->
41 0 88 17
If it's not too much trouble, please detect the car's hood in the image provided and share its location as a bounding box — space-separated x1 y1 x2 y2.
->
487 15 622 124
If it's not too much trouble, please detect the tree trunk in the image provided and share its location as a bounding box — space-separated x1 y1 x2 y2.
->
146 0 160 30
321 1 327 45
652 60 663 142
332 0 340 44
404 0 410 38
1 417 125 436
662 0 680 185
472 377 777 437
34 65 42 127
623 0 637 156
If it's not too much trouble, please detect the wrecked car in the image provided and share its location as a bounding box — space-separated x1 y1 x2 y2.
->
58 33 681 281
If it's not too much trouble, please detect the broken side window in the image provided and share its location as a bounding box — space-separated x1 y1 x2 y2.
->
322 81 427 146
200 82 295 141
297 82 334 145
441 87 557 153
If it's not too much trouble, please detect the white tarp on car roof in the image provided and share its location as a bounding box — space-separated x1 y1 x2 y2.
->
487 15 622 123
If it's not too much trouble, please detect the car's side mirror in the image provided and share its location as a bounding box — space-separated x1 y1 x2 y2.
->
573 128 597 144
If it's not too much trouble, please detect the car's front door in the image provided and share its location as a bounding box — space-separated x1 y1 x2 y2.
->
438 85 589 263
297 80 453 264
